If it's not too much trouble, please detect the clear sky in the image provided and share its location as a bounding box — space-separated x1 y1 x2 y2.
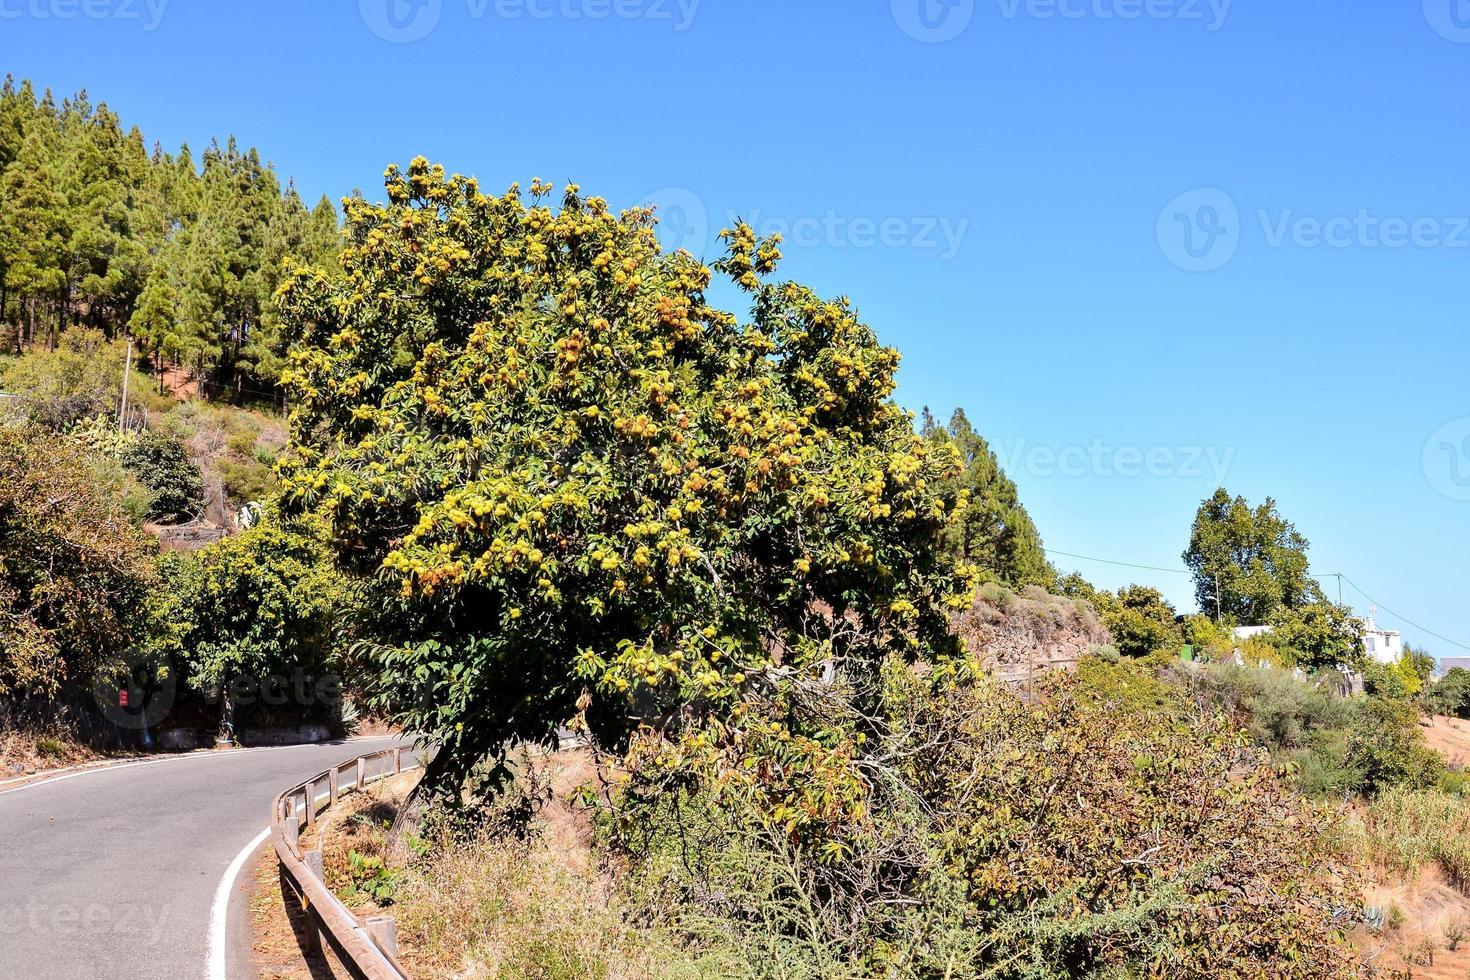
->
5 0 1467 655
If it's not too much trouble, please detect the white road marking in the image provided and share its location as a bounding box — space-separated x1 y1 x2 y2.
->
206 825 271 980
0 736 399 800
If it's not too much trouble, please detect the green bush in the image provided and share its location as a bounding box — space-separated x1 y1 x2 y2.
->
120 432 204 523
610 662 1364 979
1346 695 1445 795
0 429 159 696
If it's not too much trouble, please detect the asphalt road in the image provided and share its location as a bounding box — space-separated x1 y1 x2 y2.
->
0 736 409 979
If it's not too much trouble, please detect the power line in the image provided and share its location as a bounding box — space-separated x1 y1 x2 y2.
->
1338 575 1470 654
1047 546 1470 655
1043 549 1192 576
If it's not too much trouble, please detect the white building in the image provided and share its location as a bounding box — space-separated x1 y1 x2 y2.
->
1361 610 1403 666
1233 612 1402 666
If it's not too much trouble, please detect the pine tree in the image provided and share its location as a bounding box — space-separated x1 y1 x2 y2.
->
924 407 1055 588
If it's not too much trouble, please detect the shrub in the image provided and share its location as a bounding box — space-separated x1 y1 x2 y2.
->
0 328 158 431
1346 696 1445 795
0 429 158 696
612 662 1364 978
1444 917 1467 952
120 432 204 523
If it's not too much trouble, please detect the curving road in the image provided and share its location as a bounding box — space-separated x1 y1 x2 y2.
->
0 736 408 979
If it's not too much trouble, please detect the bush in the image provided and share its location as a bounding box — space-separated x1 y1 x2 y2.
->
0 328 163 432
120 432 204 523
1346 695 1445 795
0 429 158 696
153 515 353 737
611 662 1365 978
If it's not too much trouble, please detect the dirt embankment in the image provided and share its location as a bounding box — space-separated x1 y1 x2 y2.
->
1424 715 1470 769
952 584 1111 683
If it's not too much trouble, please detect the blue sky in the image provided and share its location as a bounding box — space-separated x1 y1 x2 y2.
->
5 0 1468 655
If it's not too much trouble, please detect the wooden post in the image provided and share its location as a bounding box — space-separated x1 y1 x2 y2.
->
356 757 366 791
329 767 339 805
365 916 398 958
393 747 402 775
304 780 316 828
303 850 326 956
284 812 299 853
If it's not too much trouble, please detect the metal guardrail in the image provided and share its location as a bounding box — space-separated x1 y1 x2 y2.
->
271 745 421 979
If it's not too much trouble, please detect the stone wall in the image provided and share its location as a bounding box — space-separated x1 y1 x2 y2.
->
952 583 1113 684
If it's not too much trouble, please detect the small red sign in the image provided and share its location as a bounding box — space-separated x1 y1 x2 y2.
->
118 689 129 708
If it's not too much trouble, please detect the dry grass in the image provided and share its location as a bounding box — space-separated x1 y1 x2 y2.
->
1347 786 1470 977
1349 787 1470 892
249 843 353 980
283 751 690 979
0 709 107 777
1424 715 1470 770
391 825 685 979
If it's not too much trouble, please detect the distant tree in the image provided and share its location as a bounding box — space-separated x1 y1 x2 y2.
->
922 407 1054 589
1183 488 1314 624
1404 642 1436 689
157 519 349 740
1427 667 1470 719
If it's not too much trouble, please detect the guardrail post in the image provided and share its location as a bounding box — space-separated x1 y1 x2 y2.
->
356 757 366 791
329 767 338 805
304 779 316 828
366 915 398 959
284 811 299 854
393 747 402 775
303 849 326 955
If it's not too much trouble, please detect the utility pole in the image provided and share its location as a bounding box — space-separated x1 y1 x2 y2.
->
118 336 134 433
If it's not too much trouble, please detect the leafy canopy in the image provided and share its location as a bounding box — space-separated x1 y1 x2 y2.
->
1183 488 1313 624
276 159 973 799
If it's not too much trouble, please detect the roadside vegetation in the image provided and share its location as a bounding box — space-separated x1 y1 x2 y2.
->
5 77 1469 977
